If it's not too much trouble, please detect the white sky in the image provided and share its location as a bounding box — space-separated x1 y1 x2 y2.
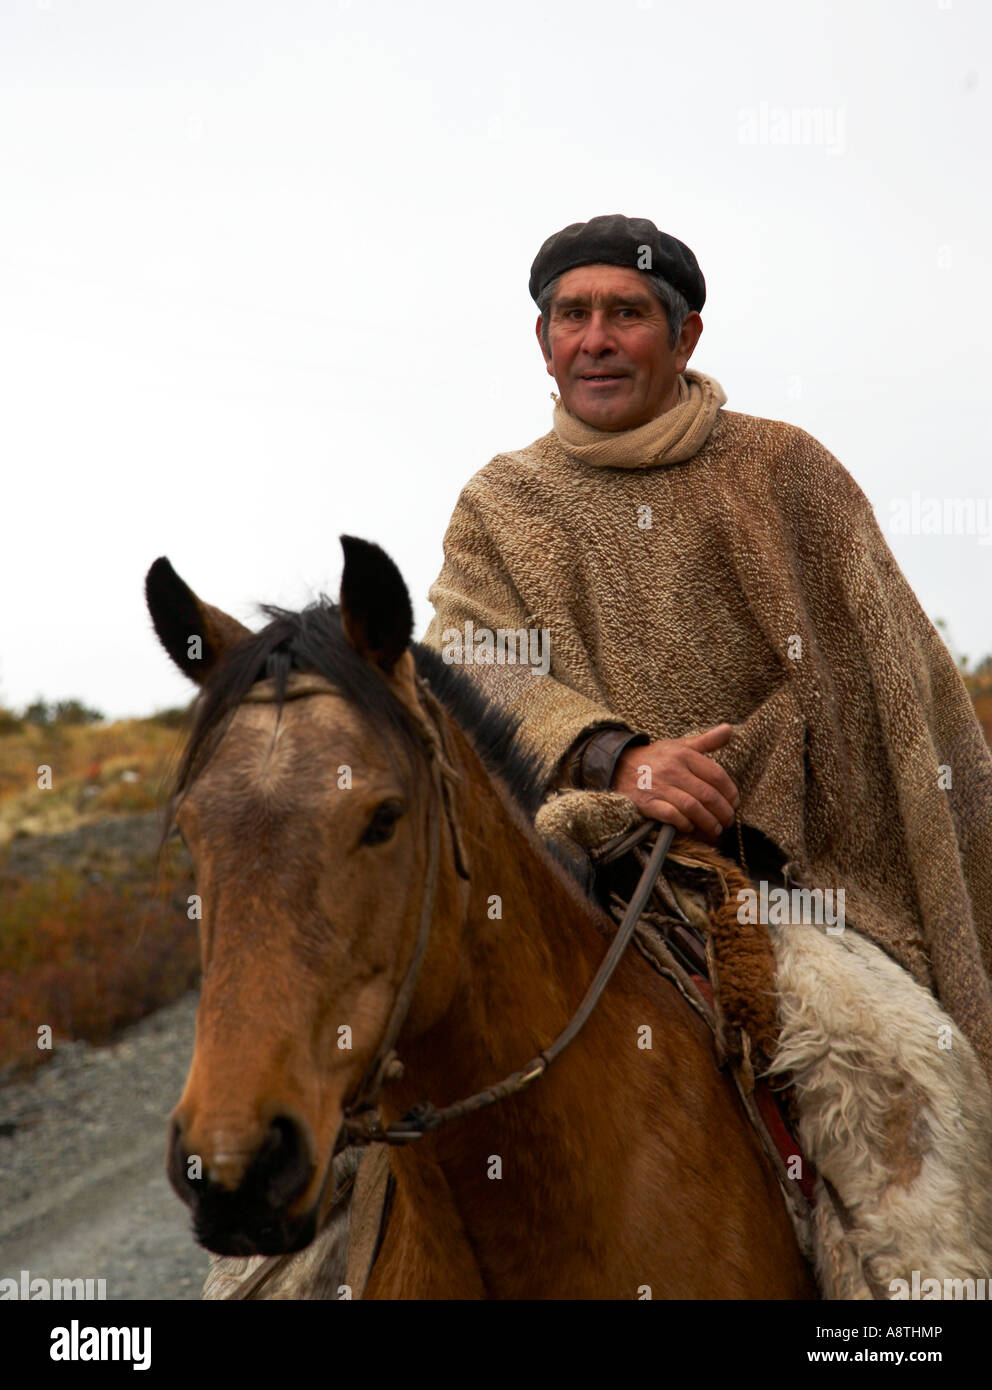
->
1 0 990 719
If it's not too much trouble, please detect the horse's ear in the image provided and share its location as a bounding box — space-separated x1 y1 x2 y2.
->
339 535 413 676
145 557 252 685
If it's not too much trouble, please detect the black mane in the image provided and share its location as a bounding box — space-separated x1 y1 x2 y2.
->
166 597 552 827
412 642 549 818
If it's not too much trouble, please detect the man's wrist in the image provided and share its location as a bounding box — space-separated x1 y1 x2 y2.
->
560 726 650 792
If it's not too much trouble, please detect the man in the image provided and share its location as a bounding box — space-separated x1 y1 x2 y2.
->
422 214 992 1293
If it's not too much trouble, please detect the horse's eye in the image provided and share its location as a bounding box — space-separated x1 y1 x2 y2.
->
362 800 404 846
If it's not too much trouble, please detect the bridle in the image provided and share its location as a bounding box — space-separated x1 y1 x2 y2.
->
228 666 674 1297
241 668 473 1145
246 667 673 1147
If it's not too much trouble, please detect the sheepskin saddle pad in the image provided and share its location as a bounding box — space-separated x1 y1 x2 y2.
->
536 790 780 1061
536 790 992 1302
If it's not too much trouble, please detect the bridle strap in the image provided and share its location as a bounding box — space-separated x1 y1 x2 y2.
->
341 820 677 1145
342 751 444 1121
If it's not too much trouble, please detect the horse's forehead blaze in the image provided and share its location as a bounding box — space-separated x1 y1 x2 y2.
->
231 694 370 775
178 693 411 927
190 694 397 818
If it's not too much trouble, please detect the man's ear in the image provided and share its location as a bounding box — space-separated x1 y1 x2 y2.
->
536 314 555 376
145 558 252 685
675 311 704 373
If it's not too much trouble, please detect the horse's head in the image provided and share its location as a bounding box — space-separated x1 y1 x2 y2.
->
145 538 470 1255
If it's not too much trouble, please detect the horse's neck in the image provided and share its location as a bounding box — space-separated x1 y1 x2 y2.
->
381 725 683 1285
370 717 813 1299
414 726 616 1092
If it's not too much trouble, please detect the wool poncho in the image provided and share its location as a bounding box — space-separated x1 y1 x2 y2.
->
422 369 992 1082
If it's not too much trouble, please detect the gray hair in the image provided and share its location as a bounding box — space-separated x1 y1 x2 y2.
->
537 270 691 355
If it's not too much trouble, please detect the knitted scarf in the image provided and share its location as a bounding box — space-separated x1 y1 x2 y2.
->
552 369 728 469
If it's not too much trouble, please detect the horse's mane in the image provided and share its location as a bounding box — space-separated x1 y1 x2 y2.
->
412 642 549 819
164 596 553 840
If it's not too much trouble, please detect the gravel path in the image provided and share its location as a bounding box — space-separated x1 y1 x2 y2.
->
0 991 210 1300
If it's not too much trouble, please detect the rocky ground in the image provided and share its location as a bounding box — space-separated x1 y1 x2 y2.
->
0 806 204 1301
0 989 209 1300
0 807 172 885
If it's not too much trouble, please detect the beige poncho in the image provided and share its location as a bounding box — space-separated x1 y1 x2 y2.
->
423 369 992 1082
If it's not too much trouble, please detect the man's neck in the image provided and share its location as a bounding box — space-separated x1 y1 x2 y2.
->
658 372 685 417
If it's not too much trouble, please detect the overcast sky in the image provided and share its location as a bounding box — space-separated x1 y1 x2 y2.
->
1 0 990 719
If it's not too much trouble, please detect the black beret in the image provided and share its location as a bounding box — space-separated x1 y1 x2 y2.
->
529 213 705 312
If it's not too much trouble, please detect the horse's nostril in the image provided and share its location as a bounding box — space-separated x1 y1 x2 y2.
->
252 1114 313 1210
167 1115 197 1202
167 1112 312 1213
167 1109 317 1255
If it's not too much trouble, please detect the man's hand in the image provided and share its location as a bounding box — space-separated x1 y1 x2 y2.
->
611 723 740 841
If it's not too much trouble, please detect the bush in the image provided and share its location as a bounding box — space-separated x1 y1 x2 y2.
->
23 699 53 728
0 855 199 1077
147 706 191 729
20 697 104 728
53 699 105 726
0 707 24 736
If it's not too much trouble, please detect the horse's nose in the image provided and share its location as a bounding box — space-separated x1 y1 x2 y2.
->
169 1112 314 1215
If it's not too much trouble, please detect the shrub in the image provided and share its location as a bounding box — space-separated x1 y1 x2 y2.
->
0 708 24 736
53 699 105 726
147 706 192 729
23 699 53 728
0 855 199 1078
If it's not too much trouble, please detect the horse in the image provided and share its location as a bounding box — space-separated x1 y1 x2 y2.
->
145 535 815 1299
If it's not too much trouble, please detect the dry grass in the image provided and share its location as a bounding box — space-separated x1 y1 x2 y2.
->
0 709 197 1077
0 715 187 847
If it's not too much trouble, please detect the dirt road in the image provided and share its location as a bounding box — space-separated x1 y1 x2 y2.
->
0 992 210 1300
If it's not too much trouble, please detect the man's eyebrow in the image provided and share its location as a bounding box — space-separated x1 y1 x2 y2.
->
551 293 656 312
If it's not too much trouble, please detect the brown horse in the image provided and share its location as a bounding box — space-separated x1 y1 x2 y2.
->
146 536 815 1299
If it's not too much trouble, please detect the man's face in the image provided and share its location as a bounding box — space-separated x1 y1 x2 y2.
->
536 264 702 431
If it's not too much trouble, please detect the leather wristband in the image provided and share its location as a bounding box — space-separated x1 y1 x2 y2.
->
560 726 650 791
